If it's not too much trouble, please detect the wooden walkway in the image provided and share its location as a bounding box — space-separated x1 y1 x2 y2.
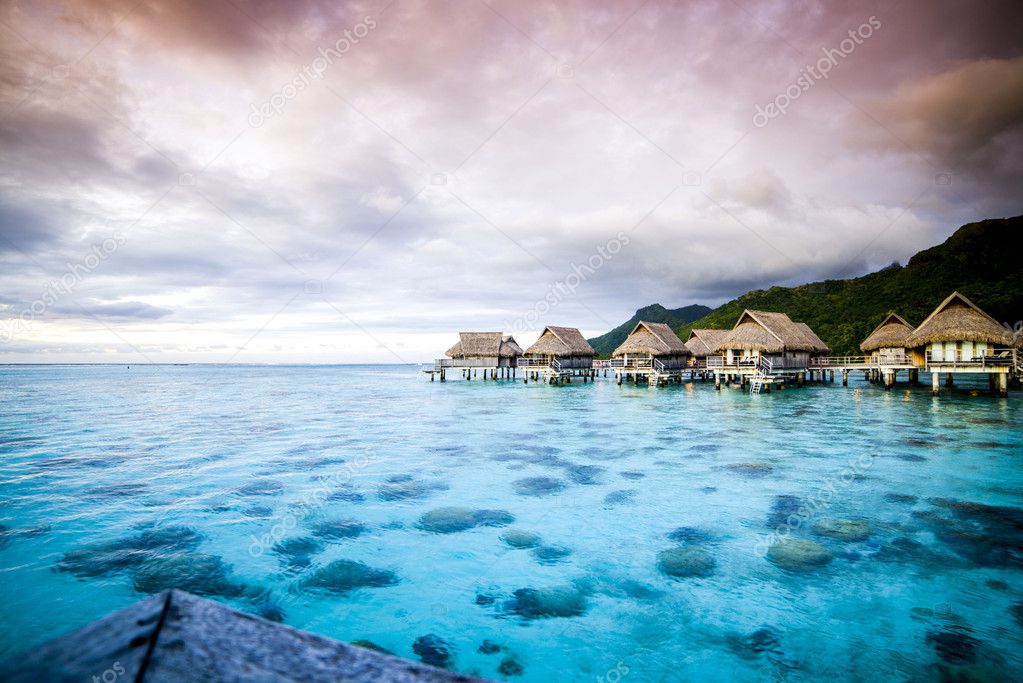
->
3 590 490 683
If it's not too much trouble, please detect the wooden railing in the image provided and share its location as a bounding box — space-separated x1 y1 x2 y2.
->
707 356 756 369
811 355 870 367
926 348 1016 369
434 357 504 369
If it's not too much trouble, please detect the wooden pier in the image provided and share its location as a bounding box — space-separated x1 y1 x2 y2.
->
517 357 595 384
424 358 519 382
425 293 1020 396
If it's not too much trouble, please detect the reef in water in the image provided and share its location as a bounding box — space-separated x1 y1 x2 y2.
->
512 476 567 497
506 586 587 619
300 559 398 595
417 507 514 533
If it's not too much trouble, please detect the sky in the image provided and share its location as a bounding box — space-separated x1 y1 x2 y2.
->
1 0 1021 364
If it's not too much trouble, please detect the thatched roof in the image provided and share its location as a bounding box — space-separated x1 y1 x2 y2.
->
686 329 729 357
860 314 914 352
446 332 522 358
501 335 523 356
611 321 690 357
794 322 830 354
714 310 825 353
523 326 596 357
904 291 1011 347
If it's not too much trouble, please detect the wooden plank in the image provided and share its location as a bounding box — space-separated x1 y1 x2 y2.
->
3 590 169 683
4 590 493 683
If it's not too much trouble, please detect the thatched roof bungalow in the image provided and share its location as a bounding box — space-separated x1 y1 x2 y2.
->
612 321 691 369
794 322 829 355
860 314 914 362
445 332 522 368
522 326 597 369
686 329 729 364
713 310 829 368
904 291 1011 364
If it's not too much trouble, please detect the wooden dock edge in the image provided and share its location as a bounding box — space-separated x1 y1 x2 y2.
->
1 590 493 682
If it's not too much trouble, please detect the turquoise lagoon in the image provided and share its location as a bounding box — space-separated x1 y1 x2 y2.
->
0 365 1021 681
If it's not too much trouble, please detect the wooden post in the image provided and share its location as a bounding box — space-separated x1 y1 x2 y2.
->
998 372 1008 398
945 373 954 387
842 370 848 386
932 372 939 395
440 369 445 382
715 372 721 390
884 371 893 390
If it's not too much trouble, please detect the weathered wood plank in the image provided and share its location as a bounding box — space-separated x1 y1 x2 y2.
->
2 590 493 683
2 590 169 683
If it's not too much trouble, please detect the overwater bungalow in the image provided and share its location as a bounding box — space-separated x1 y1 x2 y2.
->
903 291 1018 395
522 326 596 368
519 326 597 383
860 313 914 364
794 322 830 361
611 321 691 384
434 332 522 380
685 329 729 367
713 310 829 370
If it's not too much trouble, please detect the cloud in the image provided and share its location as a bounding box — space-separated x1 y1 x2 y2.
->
51 299 174 320
69 0 342 58
359 186 406 214
0 201 57 253
1 0 1021 362
863 56 1023 175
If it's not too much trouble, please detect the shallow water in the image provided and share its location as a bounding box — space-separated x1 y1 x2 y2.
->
1 365 1021 681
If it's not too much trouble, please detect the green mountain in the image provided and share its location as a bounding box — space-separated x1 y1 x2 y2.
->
591 216 1023 357
588 303 713 356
